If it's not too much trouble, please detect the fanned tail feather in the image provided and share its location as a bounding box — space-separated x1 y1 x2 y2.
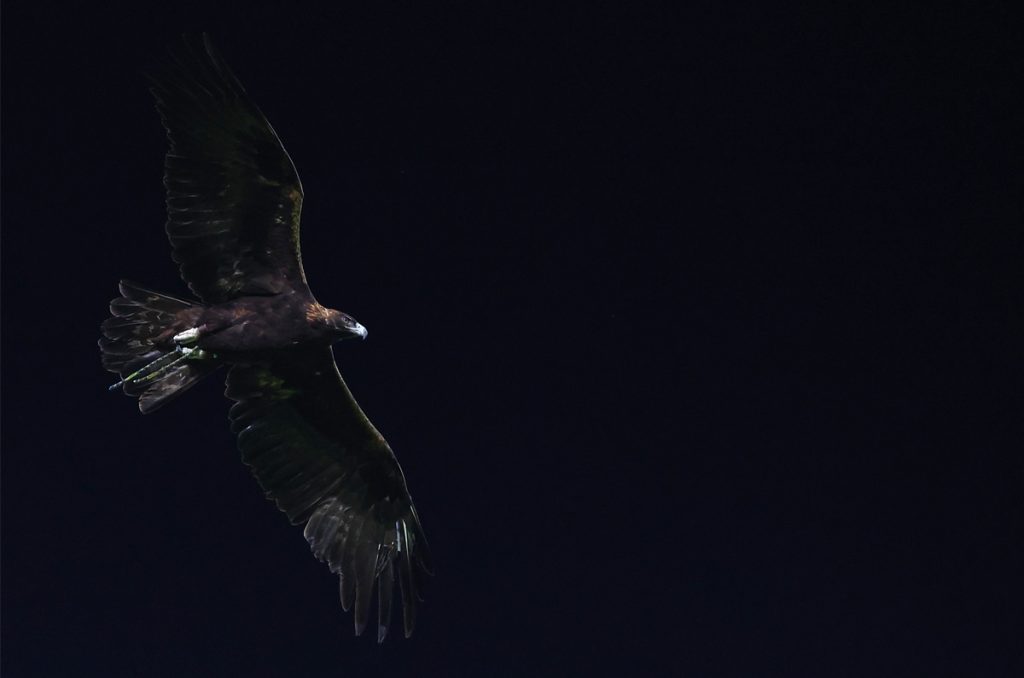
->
99 280 218 413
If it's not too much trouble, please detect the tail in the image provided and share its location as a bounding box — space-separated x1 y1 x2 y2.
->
99 280 219 413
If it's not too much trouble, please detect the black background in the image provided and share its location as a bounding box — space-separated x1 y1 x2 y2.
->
3 2 1021 676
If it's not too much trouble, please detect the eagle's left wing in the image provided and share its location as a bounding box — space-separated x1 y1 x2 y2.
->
225 348 432 641
150 35 309 303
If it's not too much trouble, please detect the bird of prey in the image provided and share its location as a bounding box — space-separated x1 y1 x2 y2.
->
98 35 432 642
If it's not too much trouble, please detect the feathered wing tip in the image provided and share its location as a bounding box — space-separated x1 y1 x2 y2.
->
99 280 218 413
148 33 222 85
147 33 249 113
304 500 432 643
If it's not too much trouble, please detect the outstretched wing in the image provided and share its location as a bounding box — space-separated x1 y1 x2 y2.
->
225 348 432 642
150 35 307 303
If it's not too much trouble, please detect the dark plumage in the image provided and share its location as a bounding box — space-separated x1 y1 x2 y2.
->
98 35 431 642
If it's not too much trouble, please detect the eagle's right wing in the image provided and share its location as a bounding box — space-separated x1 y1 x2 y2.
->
225 347 432 642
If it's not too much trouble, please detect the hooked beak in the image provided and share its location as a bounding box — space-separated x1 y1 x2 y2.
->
352 322 368 340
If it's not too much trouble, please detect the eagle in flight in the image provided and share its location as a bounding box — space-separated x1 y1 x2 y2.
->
99 35 432 642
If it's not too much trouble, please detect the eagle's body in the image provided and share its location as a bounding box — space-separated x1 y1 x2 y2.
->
196 295 357 353
99 36 431 642
125 295 345 354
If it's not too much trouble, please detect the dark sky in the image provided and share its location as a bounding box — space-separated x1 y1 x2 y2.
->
2 2 1021 676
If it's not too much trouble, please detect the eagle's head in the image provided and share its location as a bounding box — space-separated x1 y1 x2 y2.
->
330 310 368 341
311 305 368 341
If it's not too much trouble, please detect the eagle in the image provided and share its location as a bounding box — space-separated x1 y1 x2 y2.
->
99 35 432 643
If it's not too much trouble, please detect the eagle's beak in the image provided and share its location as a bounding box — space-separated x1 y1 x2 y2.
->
353 322 368 340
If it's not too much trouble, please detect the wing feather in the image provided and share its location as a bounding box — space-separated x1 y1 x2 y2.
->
397 524 418 638
352 539 379 636
225 348 431 640
377 560 395 643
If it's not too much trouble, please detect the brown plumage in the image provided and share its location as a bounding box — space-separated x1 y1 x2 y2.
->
98 35 431 642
